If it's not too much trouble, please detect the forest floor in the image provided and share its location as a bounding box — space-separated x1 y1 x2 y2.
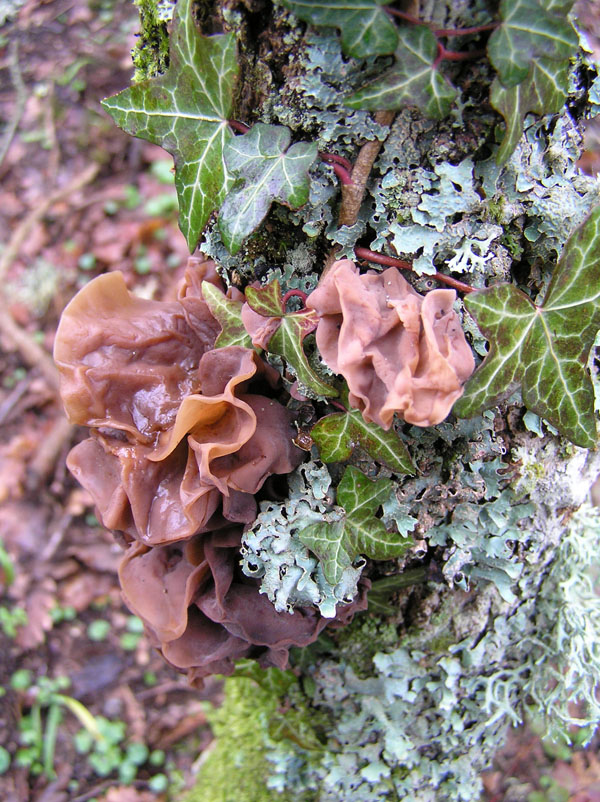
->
0 1 599 801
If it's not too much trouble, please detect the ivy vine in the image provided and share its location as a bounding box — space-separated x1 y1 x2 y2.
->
101 0 599 503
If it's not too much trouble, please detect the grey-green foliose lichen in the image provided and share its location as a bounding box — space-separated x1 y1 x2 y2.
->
163 2 600 799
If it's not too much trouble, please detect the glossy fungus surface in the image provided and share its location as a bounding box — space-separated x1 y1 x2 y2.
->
306 259 475 428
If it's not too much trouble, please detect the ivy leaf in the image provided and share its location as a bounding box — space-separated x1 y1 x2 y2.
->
279 0 398 58
102 0 238 252
486 0 577 88
311 409 414 474
245 279 285 317
268 312 338 398
491 57 569 164
239 278 336 397
454 207 600 448
201 281 252 349
345 25 457 118
299 467 409 584
219 124 318 255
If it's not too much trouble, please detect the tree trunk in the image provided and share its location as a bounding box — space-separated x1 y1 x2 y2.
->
123 2 600 800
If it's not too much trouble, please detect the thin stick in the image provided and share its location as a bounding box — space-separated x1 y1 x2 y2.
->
28 417 75 493
0 40 27 171
354 247 474 294
338 110 395 228
0 311 60 389
0 163 99 283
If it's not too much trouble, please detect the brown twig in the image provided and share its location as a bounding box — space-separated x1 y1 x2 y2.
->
136 679 200 701
27 416 76 493
0 165 99 391
354 246 475 294
322 112 396 276
0 312 60 390
0 376 30 425
0 163 100 283
0 40 27 172
338 110 395 228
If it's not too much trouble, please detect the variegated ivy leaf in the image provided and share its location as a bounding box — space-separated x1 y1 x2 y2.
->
345 25 457 118
311 409 414 474
491 57 569 164
279 0 398 58
102 0 238 252
219 124 317 255
487 0 577 88
454 207 600 448
241 279 337 397
245 279 285 317
268 312 338 398
299 466 410 584
201 282 252 348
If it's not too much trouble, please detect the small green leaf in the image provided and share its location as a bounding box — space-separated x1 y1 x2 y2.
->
487 0 577 88
201 281 253 348
299 467 410 584
268 312 338 398
232 660 297 696
454 207 600 448
491 57 569 163
280 0 398 58
311 410 414 474
102 0 238 251
337 467 406 560
219 124 318 255
298 519 351 584
345 26 457 118
245 279 285 317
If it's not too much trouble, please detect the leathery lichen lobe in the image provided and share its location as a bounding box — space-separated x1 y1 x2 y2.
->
305 259 475 428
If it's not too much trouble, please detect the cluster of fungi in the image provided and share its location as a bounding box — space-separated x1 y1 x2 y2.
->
54 255 473 683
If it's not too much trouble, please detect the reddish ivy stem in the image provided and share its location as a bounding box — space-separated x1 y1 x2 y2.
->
354 246 475 294
384 7 422 25
319 152 353 172
319 152 354 185
331 162 354 185
282 289 309 307
434 42 486 68
385 7 498 38
229 119 250 134
435 22 499 36
329 399 348 413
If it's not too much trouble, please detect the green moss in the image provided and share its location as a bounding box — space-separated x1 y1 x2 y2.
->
501 228 524 260
486 195 506 224
334 615 399 677
131 0 171 83
184 677 295 802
